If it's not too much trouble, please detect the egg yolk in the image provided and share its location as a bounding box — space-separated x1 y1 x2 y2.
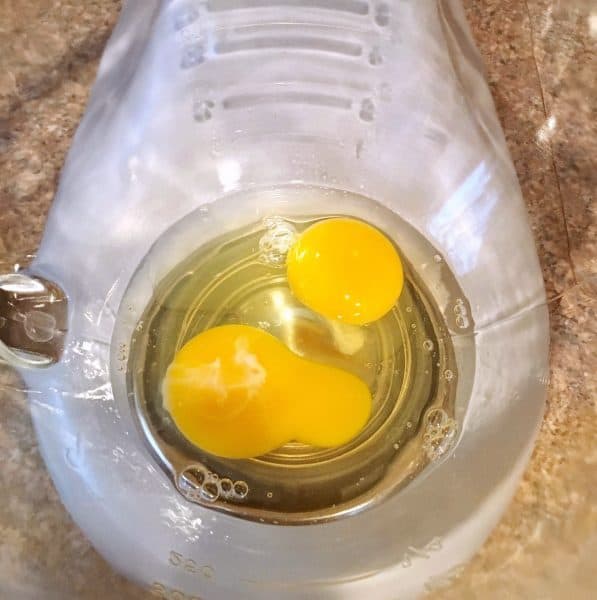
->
286 218 404 325
162 324 371 459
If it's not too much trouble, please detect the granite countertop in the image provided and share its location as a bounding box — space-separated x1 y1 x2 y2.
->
0 1 595 598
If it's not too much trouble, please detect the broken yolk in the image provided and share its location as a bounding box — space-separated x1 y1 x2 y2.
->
162 324 371 459
286 218 404 325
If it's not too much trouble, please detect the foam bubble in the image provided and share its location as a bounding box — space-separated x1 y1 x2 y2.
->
453 298 470 329
233 480 249 500
425 408 448 428
422 408 457 461
200 481 219 502
24 310 56 342
219 478 234 499
259 217 297 266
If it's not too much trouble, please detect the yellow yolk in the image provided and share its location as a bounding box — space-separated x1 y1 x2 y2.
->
162 324 371 459
286 218 404 325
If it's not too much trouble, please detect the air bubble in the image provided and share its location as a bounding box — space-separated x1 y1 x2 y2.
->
424 430 456 462
406 421 413 429
259 217 297 266
393 442 399 450
200 481 220 502
24 310 56 342
233 480 249 499
441 423 456 437
179 465 209 493
422 339 434 352
219 478 234 499
452 298 470 329
433 254 442 263
444 369 454 381
423 408 457 461
266 491 273 499
425 408 448 428
410 323 416 329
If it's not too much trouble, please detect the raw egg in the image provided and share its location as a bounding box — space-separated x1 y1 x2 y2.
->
286 218 404 325
162 324 371 459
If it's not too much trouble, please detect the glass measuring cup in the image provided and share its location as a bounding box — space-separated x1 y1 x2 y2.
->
0 1 551 598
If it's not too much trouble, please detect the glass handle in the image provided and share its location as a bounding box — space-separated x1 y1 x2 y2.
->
0 273 67 368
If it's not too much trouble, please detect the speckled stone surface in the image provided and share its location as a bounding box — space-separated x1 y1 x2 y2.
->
0 1 595 598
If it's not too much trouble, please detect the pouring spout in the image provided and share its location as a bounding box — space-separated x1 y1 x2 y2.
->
0 273 67 368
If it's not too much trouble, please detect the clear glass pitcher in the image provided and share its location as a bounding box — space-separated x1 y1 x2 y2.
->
0 1 549 598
